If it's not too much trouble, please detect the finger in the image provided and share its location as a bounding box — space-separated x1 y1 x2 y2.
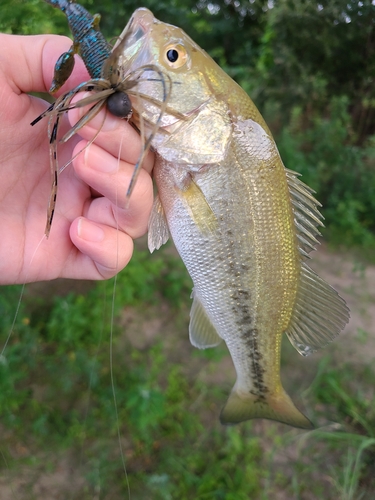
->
83 196 150 240
68 104 155 173
72 140 153 238
68 217 134 279
0 34 89 96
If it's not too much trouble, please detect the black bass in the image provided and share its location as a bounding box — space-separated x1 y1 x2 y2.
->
103 9 350 428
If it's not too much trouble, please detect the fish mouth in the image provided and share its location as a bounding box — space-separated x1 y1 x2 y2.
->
107 9 213 139
128 8 156 36
113 8 155 59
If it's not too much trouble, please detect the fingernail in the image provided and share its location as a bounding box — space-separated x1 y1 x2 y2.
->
78 218 105 242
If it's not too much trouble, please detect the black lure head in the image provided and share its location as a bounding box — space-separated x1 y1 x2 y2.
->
107 91 132 118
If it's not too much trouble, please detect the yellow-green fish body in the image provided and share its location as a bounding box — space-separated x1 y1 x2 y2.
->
104 9 350 428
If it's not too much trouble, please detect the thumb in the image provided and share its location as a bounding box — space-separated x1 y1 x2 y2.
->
0 33 89 96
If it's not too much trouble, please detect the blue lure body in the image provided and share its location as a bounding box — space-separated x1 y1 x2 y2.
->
46 0 111 90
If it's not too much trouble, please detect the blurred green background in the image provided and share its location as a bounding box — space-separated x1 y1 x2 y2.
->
0 0 375 498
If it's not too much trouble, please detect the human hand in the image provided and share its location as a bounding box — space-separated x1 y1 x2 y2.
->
0 34 154 285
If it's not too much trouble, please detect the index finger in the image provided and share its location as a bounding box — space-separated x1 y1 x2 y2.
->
68 104 155 174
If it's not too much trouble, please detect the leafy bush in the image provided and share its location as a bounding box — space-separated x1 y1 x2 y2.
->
276 96 375 250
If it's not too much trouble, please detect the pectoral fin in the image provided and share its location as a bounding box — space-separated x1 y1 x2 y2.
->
285 262 350 356
148 194 170 253
189 290 222 349
179 179 217 235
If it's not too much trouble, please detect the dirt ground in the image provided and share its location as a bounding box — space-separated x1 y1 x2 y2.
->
1 244 374 499
122 243 375 383
311 245 375 364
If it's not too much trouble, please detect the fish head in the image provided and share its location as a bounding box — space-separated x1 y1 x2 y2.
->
103 8 232 164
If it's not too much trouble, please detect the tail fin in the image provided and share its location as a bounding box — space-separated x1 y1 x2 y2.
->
220 387 313 429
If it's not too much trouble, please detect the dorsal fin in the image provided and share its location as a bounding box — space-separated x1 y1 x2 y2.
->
286 169 324 259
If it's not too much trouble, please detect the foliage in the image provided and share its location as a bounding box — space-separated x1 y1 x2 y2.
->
1 0 374 247
0 0 66 34
302 355 375 498
0 249 266 498
251 0 375 142
276 96 375 249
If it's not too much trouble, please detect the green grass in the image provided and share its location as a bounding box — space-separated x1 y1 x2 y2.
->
0 245 375 499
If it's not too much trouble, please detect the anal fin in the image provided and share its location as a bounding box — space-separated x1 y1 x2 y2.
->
189 290 222 349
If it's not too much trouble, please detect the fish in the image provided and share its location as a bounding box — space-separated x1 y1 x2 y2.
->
109 9 350 428
103 9 351 429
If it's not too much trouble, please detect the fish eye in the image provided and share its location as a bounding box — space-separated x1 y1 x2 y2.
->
164 44 188 69
167 49 179 63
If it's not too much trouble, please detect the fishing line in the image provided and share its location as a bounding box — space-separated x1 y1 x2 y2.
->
0 234 47 495
1 233 46 357
69 289 108 500
0 448 15 498
58 107 107 175
109 131 131 500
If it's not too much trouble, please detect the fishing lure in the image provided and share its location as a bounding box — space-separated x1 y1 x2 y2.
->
32 0 174 236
